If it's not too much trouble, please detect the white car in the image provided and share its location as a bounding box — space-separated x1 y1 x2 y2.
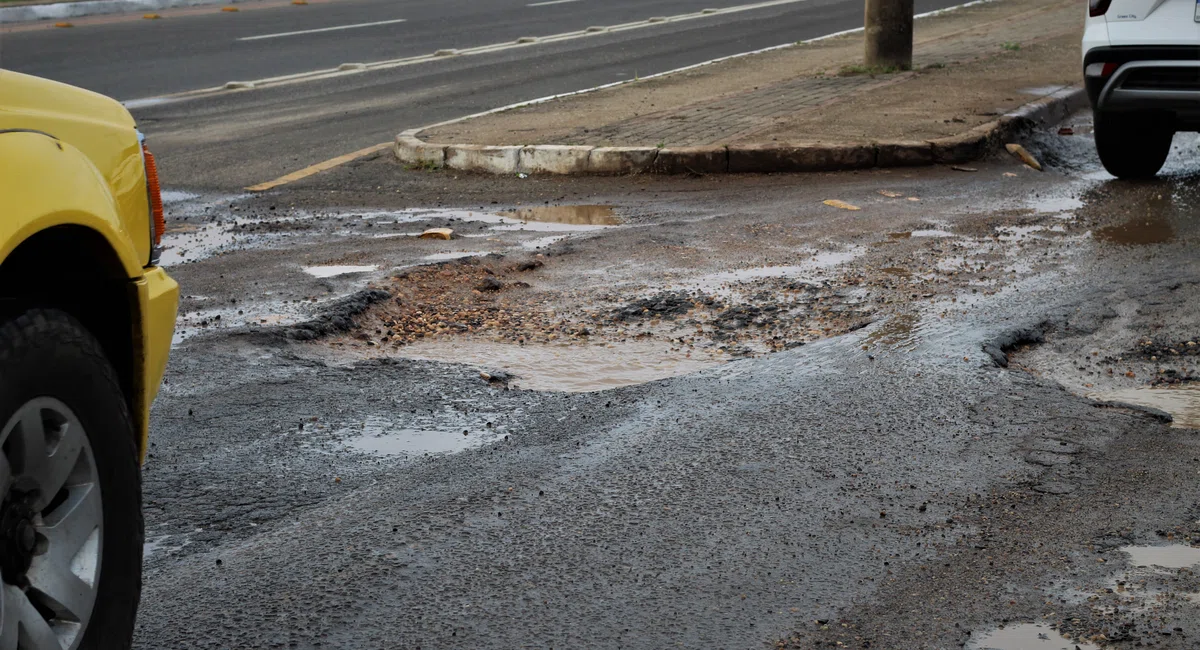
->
1083 0 1200 178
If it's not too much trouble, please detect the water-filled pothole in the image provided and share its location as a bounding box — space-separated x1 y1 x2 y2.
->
303 265 378 278
1122 544 1200 570
390 339 723 392
967 623 1099 650
337 415 503 457
1094 214 1176 246
499 205 620 226
1089 385 1200 429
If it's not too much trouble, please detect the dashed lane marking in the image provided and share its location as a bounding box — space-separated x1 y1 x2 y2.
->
238 17 407 40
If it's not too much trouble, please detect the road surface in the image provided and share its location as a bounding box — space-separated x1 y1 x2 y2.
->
131 116 1200 648
3 0 967 188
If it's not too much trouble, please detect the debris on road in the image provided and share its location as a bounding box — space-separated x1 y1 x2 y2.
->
823 199 861 211
420 227 454 240
1006 143 1043 171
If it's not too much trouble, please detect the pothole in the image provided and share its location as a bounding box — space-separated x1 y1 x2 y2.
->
303 265 379 278
1088 385 1200 429
391 339 722 393
966 623 1100 650
331 415 505 458
1122 544 1200 570
498 205 620 226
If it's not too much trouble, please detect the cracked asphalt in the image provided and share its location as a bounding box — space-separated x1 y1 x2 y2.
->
134 117 1200 649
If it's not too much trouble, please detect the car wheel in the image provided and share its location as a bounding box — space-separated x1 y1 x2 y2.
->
1094 110 1173 180
0 310 142 650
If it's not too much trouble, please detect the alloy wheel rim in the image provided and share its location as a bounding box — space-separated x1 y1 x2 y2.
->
0 398 102 650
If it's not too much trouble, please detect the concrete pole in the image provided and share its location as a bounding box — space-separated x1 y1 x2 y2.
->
864 0 914 70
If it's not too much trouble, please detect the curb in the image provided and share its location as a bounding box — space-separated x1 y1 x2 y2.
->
393 85 1088 176
0 0 242 23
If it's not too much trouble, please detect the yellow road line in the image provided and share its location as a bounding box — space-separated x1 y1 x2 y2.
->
245 142 391 191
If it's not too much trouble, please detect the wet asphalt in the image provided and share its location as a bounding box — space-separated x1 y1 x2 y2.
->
133 119 1200 649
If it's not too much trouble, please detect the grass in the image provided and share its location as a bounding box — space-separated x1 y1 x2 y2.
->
404 160 441 172
1001 41 1021 51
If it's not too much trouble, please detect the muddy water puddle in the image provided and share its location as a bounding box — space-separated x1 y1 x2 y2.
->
1123 544 1200 570
864 313 921 350
499 205 620 226
1094 214 1176 246
389 339 723 392
967 623 1098 650
1089 385 1200 429
303 265 378 278
331 415 505 458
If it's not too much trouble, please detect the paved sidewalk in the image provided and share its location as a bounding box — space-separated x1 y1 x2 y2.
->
400 0 1086 174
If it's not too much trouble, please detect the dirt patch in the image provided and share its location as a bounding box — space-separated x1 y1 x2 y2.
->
337 256 565 348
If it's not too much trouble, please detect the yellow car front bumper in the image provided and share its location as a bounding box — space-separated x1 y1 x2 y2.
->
134 266 179 460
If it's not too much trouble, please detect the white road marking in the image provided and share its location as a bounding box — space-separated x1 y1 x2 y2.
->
528 0 582 6
124 0 995 106
238 18 407 41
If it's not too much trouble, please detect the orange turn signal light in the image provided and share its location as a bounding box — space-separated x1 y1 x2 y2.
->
143 145 165 246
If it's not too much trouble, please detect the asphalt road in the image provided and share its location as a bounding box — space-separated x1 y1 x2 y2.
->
2 0 967 189
130 121 1200 648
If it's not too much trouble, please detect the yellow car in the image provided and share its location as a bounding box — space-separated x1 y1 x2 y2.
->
0 70 178 648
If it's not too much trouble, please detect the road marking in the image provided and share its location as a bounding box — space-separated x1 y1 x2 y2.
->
245 142 390 191
243 0 997 192
238 18 407 41
528 0 582 6
124 0 822 105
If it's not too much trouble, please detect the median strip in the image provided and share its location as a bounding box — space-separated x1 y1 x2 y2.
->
393 0 1086 176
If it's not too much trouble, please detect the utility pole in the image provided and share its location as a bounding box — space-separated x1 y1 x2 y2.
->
864 0 914 70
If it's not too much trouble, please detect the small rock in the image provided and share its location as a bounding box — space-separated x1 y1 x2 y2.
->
480 370 512 385
419 228 454 240
476 277 504 292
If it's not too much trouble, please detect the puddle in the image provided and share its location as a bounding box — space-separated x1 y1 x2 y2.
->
498 205 620 226
1094 214 1176 246
390 339 722 392
390 207 618 233
1031 195 1084 215
521 235 570 250
864 313 920 350
1122 544 1200 570
1088 385 1200 429
336 415 503 457
687 247 866 294
421 252 487 262
910 229 956 238
303 265 378 278
996 225 1050 242
967 623 1099 650
887 230 955 240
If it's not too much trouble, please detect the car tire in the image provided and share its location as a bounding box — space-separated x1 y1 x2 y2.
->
0 309 142 650
1094 110 1174 180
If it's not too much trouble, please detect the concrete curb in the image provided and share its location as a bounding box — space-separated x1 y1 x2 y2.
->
393 85 1087 176
0 0 241 23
